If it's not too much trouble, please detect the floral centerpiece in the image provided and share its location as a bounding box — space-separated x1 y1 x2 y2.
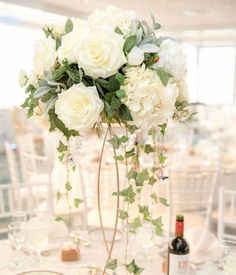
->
20 5 193 274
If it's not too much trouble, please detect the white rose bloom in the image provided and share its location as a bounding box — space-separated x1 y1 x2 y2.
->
18 70 28 88
58 19 87 64
88 5 136 37
176 79 188 102
27 72 39 88
153 39 186 80
76 27 126 79
33 37 57 77
55 83 104 131
122 65 178 128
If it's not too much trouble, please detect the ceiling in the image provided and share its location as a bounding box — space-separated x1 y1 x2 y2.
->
0 0 236 32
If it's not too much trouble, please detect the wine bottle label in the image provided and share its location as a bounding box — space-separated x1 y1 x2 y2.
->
169 253 190 274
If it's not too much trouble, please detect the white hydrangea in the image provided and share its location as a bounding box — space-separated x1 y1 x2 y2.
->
153 39 187 80
88 5 136 37
122 65 179 129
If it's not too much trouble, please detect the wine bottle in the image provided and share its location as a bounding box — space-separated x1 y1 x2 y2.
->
167 215 190 275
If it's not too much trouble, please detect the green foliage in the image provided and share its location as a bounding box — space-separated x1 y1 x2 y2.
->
127 168 138 180
119 104 133 121
123 35 137 54
126 259 144 274
33 86 53 99
159 153 167 164
125 148 136 158
56 36 62 50
74 198 83 208
65 18 73 34
116 89 126 99
130 217 142 232
118 210 129 220
159 123 167 136
115 26 124 35
148 176 157 185
114 155 124 161
139 205 150 221
56 191 61 203
65 182 72 191
57 141 68 153
115 185 136 203
115 73 125 85
108 135 129 149
144 144 154 154
152 217 163 236
156 69 172 86
150 192 158 203
136 169 149 186
106 259 118 271
159 197 169 206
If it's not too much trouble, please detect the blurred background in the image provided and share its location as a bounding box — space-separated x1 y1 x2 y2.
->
0 0 236 245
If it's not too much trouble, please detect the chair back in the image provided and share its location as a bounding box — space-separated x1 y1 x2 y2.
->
218 186 236 242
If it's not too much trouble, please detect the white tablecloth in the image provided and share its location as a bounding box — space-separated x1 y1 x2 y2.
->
0 239 224 275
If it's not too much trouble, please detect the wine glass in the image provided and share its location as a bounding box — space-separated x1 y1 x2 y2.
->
8 222 27 267
28 222 48 265
218 240 236 272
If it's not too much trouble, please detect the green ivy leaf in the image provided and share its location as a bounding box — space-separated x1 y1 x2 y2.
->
123 35 137 54
126 259 144 274
150 193 158 203
56 191 61 203
115 26 124 35
149 176 157 185
120 185 136 203
159 123 167 136
159 153 167 164
128 125 138 134
152 216 163 236
139 205 150 221
108 136 120 149
119 135 129 144
125 148 135 158
106 259 118 271
115 73 125 85
114 155 124 161
65 182 72 191
127 168 137 180
65 18 73 34
57 141 68 153
118 210 128 220
159 197 169 206
74 198 83 208
136 169 149 186
130 217 142 232
144 144 154 154
156 69 172 86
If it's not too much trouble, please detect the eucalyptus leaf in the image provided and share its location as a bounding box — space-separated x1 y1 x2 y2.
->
33 86 52 99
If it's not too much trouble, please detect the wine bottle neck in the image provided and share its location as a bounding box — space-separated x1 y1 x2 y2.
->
175 220 184 237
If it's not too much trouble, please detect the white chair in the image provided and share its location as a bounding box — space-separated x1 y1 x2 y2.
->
4 141 20 185
167 165 218 236
0 182 53 234
218 186 236 242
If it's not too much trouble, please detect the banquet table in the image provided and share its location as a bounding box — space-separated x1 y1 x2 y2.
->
0 236 224 275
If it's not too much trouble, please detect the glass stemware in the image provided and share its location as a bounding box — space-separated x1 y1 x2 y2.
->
218 240 236 273
28 222 48 265
8 222 27 267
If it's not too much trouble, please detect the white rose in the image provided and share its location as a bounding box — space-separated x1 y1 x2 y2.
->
153 39 186 80
58 19 87 64
122 66 178 128
76 27 126 79
55 83 104 131
18 70 28 88
88 5 136 37
33 37 57 77
27 72 39 88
